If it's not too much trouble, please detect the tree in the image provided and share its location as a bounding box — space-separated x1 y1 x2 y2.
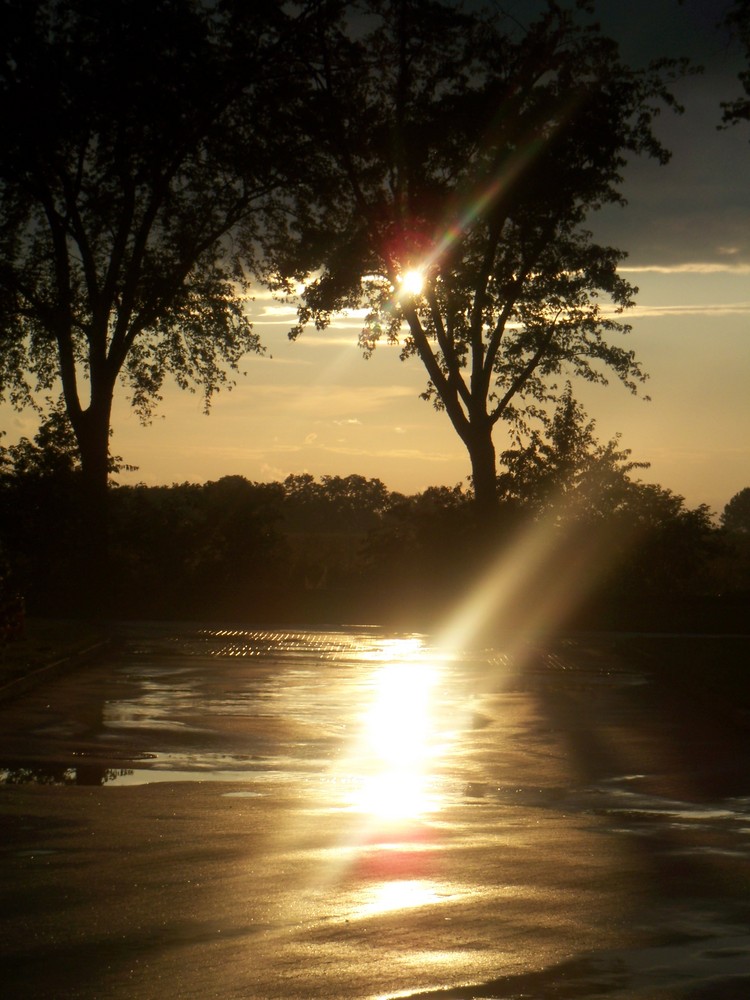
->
0 0 302 597
278 473 393 605
91 476 287 619
0 407 86 610
497 389 717 628
497 383 649 521
270 0 685 515
722 487 750 533
1 404 80 480
722 0 750 130
715 487 750 605
359 482 483 626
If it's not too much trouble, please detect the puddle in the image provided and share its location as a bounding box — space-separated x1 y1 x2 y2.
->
0 763 135 787
0 756 313 788
589 787 750 827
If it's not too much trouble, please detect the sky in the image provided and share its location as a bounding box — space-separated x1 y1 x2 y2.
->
2 0 749 517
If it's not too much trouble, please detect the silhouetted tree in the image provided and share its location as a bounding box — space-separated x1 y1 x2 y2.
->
281 473 390 533
492 389 718 628
497 384 649 521
0 407 85 609
2 405 79 480
722 0 750 130
0 0 303 603
713 487 750 610
592 482 717 629
107 477 286 619
277 473 393 612
722 487 750 533
269 0 687 515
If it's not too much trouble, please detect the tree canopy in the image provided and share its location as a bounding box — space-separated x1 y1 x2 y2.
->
722 487 750 533
497 383 650 521
722 0 750 130
269 0 686 512
0 0 301 502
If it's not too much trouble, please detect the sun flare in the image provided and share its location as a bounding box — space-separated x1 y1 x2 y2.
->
400 268 425 295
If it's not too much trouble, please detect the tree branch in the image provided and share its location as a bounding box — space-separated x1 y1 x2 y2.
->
401 300 470 437
489 315 560 427
426 287 471 409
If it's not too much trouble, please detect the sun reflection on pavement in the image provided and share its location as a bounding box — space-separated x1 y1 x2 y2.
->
349 657 446 821
354 878 444 917
351 771 438 820
315 638 456 920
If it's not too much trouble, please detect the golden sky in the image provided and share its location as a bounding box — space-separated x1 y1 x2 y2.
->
2 0 748 517
94 260 746 517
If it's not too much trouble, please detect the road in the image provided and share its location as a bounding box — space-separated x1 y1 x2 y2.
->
1 625 749 999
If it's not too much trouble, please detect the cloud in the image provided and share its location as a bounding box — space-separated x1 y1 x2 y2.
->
313 442 455 463
254 307 298 324
242 383 419 416
630 302 750 318
259 462 286 481
621 263 750 275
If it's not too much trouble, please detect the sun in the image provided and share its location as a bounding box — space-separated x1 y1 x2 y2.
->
400 268 425 296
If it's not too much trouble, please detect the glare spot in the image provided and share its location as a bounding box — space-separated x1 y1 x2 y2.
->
356 879 442 917
349 658 444 819
364 663 434 764
400 269 425 295
353 771 438 819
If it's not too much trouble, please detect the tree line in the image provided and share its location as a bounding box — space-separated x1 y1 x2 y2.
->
1 397 747 635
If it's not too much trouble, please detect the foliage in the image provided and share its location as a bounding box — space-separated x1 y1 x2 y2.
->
716 490 750 601
270 0 688 508
722 0 750 130
495 389 718 624
0 0 301 494
359 482 500 624
497 383 650 521
107 477 287 619
2 405 80 479
721 486 750 533
0 448 741 630
0 411 85 610
282 473 391 533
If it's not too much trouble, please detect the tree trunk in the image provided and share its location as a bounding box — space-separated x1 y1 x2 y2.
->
70 398 113 618
465 423 499 519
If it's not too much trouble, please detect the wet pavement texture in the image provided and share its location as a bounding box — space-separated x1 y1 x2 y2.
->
1 625 749 999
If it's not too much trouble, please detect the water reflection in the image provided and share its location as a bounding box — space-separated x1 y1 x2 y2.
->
347 654 446 820
354 878 444 917
363 662 435 765
0 763 133 786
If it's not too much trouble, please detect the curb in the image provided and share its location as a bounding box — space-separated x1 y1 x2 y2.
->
0 639 112 704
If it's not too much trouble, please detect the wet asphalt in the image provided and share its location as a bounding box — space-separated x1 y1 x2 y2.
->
1 625 749 999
